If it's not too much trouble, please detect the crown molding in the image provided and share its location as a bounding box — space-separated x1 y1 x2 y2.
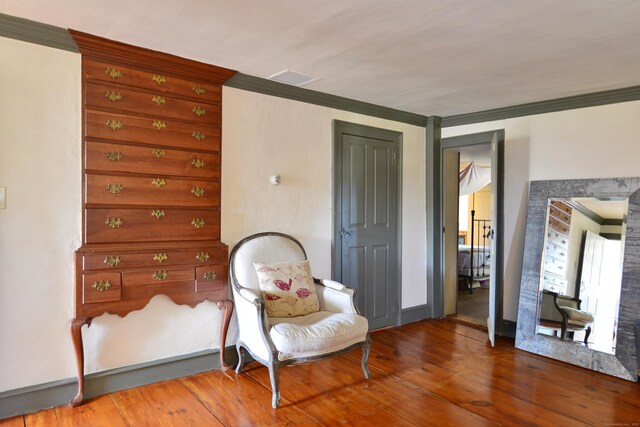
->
442 86 640 128
225 73 429 127
0 13 77 52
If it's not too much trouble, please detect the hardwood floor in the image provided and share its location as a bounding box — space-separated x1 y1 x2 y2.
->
2 319 639 426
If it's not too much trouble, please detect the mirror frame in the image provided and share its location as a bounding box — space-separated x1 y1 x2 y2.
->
515 177 639 381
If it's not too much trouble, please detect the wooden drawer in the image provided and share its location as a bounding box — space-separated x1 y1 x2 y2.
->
549 204 571 225
545 240 568 261
546 230 569 249
83 245 227 270
123 266 195 287
83 271 122 304
543 254 567 277
86 141 220 180
84 58 221 103
550 199 572 216
86 110 219 152
548 216 570 235
86 173 219 207
196 265 226 292
85 208 220 243
86 82 219 124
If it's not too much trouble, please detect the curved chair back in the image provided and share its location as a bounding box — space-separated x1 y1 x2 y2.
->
230 232 307 294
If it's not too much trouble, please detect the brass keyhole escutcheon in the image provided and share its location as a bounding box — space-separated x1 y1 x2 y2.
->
196 252 210 262
203 272 217 280
93 280 111 292
107 183 124 194
106 119 123 131
104 256 121 267
192 131 206 141
153 253 168 263
105 218 123 228
106 151 123 162
191 218 205 228
151 209 165 219
153 270 168 280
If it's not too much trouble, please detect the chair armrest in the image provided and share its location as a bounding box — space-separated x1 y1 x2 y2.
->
314 278 359 314
320 279 346 291
231 284 278 361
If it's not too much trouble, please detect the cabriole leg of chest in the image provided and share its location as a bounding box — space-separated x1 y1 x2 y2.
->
69 317 92 407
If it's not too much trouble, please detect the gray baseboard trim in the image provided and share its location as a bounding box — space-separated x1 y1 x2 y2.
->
501 320 517 339
0 13 77 52
225 73 429 127
0 346 238 420
441 85 640 127
401 304 430 325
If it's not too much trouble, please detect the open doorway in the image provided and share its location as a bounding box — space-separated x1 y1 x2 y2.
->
440 130 504 342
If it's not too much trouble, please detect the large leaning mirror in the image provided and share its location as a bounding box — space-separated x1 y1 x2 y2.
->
515 177 639 381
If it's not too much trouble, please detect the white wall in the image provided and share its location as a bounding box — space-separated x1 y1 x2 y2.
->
0 38 82 392
221 87 427 309
442 100 640 320
0 36 427 393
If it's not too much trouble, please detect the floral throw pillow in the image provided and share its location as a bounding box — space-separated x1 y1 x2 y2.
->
254 260 320 317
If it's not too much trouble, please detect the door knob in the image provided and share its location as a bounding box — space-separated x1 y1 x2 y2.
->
339 229 352 239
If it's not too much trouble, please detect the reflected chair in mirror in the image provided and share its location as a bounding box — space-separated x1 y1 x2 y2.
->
539 290 594 344
229 232 371 408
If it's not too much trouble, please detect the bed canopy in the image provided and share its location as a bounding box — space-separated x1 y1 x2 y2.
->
459 161 491 195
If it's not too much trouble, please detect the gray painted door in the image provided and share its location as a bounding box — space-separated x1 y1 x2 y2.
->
335 124 399 330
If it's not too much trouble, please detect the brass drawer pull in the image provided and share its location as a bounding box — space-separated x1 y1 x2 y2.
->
106 151 123 162
151 148 166 158
107 183 124 194
152 120 166 130
153 253 168 263
152 95 166 105
192 131 206 141
152 74 166 84
104 256 121 267
196 252 210 262
192 158 205 168
93 280 111 292
191 187 205 197
192 86 207 95
203 272 217 280
191 218 205 228
153 270 168 280
105 91 122 102
151 209 165 219
105 218 123 228
105 67 123 79
106 119 123 131
192 106 207 117
151 178 166 187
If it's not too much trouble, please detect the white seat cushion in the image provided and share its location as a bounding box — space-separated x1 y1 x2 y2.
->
269 311 369 361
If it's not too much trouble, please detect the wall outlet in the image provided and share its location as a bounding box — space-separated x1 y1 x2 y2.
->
0 187 5 209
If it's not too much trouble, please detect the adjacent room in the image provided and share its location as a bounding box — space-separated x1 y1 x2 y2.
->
1 1 640 425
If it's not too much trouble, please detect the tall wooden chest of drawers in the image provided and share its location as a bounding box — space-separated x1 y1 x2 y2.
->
69 31 236 406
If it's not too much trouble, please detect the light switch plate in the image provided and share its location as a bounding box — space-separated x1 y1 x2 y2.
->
0 187 5 209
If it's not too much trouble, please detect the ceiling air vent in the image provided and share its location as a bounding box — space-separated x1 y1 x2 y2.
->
267 70 318 87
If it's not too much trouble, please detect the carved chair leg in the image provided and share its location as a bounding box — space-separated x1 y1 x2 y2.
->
216 299 234 371
235 344 246 374
361 335 371 380
69 317 91 407
268 362 281 409
584 326 592 346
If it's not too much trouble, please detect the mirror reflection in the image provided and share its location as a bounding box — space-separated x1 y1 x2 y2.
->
536 197 627 355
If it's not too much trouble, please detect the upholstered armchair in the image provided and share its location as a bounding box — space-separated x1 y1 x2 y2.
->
229 232 371 408
539 289 595 344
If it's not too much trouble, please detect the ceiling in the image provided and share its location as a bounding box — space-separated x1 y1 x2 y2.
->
4 0 640 117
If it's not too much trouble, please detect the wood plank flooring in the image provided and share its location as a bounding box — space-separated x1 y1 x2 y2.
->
3 319 639 426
